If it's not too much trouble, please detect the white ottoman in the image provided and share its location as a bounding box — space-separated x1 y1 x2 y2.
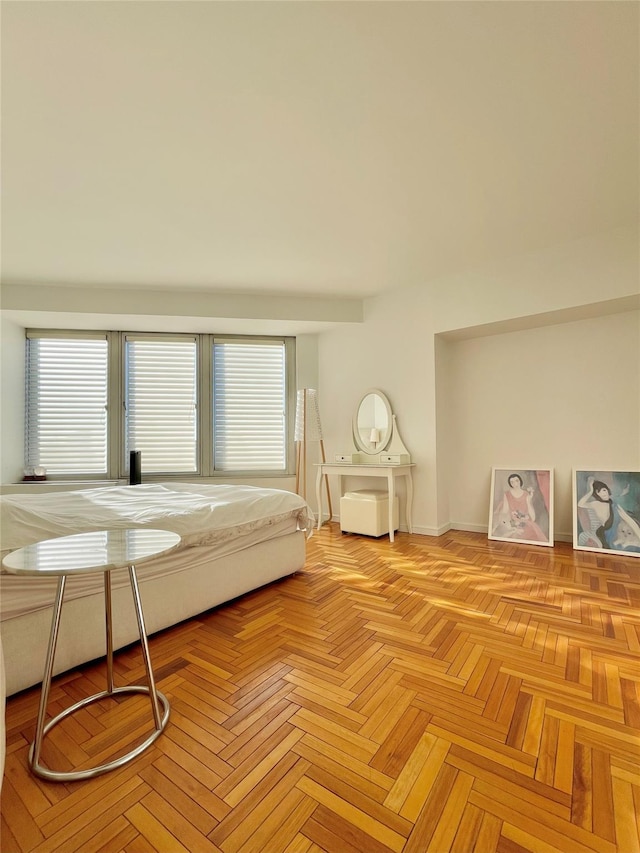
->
340 489 399 537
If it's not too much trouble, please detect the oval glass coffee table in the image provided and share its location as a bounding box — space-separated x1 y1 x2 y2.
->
2 527 181 782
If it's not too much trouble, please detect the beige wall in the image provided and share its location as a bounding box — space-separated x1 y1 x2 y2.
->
2 226 638 537
0 316 25 485
443 310 640 539
318 226 640 537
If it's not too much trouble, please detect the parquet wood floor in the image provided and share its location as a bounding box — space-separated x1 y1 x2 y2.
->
2 525 639 853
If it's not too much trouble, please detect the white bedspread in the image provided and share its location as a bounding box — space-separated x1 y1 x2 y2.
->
0 482 314 555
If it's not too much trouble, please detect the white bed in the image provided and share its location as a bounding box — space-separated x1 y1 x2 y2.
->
0 483 313 696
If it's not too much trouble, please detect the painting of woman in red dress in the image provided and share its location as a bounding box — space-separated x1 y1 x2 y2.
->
489 469 553 546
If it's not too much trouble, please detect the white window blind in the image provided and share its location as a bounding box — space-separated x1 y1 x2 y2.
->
25 335 108 475
213 340 286 471
125 336 198 473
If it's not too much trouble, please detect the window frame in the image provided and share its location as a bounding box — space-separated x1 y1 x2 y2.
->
25 329 296 481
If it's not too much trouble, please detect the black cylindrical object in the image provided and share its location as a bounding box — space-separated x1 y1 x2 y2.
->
129 450 142 485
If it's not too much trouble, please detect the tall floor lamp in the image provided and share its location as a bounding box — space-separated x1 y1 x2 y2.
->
295 388 332 521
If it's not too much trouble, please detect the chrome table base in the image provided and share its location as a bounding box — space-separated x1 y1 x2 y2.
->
30 566 170 782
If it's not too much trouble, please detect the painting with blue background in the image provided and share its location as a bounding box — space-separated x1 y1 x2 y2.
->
575 470 640 556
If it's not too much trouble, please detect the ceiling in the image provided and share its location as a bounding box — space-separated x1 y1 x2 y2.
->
1 1 638 301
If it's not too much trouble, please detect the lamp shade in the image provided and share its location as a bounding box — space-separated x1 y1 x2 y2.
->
369 428 380 445
295 389 323 441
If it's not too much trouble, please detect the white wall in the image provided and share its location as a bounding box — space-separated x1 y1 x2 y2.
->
0 316 25 484
295 335 319 390
318 226 640 537
432 227 638 333
2 226 638 535
319 288 439 531
444 310 640 539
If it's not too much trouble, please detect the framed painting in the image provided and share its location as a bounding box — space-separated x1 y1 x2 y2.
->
573 470 640 557
488 468 553 547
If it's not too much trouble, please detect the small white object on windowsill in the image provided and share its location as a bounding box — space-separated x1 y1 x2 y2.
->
23 467 47 482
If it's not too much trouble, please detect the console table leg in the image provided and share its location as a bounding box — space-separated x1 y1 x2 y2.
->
387 472 395 542
406 472 414 533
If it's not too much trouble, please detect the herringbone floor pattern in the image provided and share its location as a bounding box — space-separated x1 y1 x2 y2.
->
2 525 640 853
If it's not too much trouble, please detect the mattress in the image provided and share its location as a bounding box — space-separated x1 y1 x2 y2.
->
1 482 313 622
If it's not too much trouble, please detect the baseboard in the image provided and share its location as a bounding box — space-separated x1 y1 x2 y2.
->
553 532 572 543
449 522 485 534
329 515 574 544
450 522 573 544
411 523 452 537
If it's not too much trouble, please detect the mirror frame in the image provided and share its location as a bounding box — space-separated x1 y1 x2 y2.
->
352 389 393 455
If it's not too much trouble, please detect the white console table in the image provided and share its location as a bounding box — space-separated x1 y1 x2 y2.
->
315 462 415 543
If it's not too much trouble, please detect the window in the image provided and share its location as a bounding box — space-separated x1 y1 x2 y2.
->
25 331 295 479
125 336 198 474
26 333 109 475
213 339 287 471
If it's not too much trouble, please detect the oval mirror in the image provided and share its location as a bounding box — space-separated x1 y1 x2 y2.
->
352 389 392 455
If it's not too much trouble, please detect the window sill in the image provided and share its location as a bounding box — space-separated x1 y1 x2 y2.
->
1 481 120 495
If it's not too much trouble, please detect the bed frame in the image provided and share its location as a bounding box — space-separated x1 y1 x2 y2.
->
1 530 305 697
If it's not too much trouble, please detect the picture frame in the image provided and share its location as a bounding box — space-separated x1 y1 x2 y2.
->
573 470 640 557
488 468 554 547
